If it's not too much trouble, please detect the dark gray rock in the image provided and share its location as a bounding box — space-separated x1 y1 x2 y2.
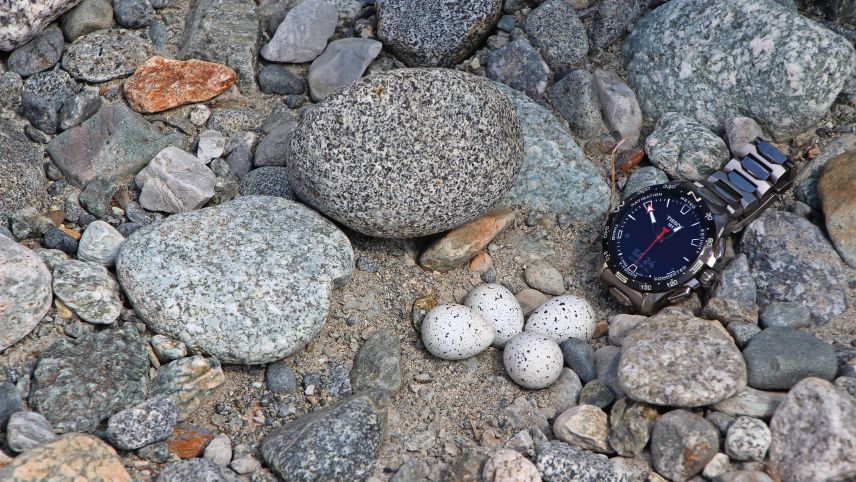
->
79 177 116 218
41 227 78 254
8 24 64 77
254 120 297 167
759 301 811 329
524 0 588 73
375 0 501 67
258 65 305 95
113 0 155 28
61 0 114 41
260 392 387 482
47 103 183 188
265 361 297 395
29 327 150 433
62 29 150 82
6 411 58 452
486 39 550 97
740 210 847 323
289 69 523 238
579 379 614 409
624 0 856 139
116 196 354 364
21 69 79 134
135 146 216 214
650 409 719 481
0 72 24 111
138 441 170 463
743 327 838 390
0 382 25 429
769 378 856 482
595 346 624 399
58 90 101 130
0 0 81 51
551 70 604 139
239 167 295 199
560 337 597 383
712 254 756 305
622 166 668 199
180 0 259 94
0 237 53 352
106 396 178 450
726 322 761 349
156 458 240 482
591 0 644 49
645 112 729 181
535 441 628 482
350 329 401 393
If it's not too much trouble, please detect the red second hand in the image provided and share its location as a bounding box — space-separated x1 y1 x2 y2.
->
632 226 670 266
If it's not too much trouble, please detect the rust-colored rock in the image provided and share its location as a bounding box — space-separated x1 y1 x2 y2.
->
0 434 131 482
616 147 645 175
59 225 81 240
124 56 236 114
168 423 214 458
419 209 515 272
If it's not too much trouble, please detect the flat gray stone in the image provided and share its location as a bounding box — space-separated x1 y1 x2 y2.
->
0 0 81 51
724 117 764 158
645 112 730 181
289 69 523 238
135 146 217 214
494 82 610 222
622 166 668 199
261 0 338 63
713 387 785 418
759 301 811 329
740 210 847 324
52 259 121 325
712 254 756 305
260 392 387 482
350 329 402 393
116 196 354 364
0 237 52 352
623 0 856 139
29 327 149 433
157 459 240 482
62 29 149 82
743 327 838 390
8 24 64 77
61 0 113 42
535 441 628 482
594 70 642 150
308 38 381 101
769 377 856 482
7 411 58 452
77 220 124 267
106 396 178 450
618 311 746 407
376 0 501 67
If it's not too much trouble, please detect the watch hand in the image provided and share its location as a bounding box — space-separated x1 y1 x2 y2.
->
632 226 669 266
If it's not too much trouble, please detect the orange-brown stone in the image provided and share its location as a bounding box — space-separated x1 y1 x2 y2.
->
124 56 236 114
419 209 515 273
168 423 214 458
0 434 131 482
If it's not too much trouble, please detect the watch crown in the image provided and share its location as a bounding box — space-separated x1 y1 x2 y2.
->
699 269 718 288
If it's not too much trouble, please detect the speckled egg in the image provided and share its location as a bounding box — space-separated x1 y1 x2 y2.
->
421 304 496 360
524 295 596 343
503 332 564 389
463 283 524 348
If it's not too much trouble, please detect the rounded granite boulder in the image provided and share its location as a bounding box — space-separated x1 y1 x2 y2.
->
288 68 524 238
116 196 354 364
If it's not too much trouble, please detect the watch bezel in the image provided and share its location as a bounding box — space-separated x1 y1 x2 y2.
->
601 181 718 294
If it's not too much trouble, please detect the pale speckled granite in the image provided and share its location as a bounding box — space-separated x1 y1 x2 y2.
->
0 0 81 51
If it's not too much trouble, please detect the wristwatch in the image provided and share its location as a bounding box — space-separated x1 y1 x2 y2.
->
598 138 796 315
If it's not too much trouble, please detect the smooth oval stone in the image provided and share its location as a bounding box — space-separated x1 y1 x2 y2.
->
0 237 52 352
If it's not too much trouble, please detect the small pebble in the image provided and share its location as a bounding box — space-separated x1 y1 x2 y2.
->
42 227 78 254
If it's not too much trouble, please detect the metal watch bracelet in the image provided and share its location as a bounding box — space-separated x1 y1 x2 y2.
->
695 138 796 233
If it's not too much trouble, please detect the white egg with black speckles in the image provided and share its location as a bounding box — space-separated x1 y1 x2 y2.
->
421 304 496 360
524 295 596 343
503 332 564 389
464 283 524 348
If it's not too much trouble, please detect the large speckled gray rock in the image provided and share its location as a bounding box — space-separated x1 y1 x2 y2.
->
0 237 52 352
117 196 353 364
551 69 605 139
740 210 847 323
47 103 183 188
52 259 122 325
535 441 629 482
180 0 259 93
157 459 240 482
29 327 149 433
618 310 746 407
61 29 149 82
289 69 523 238
624 0 856 139
494 82 610 223
106 396 178 450
376 0 501 67
260 392 387 482
770 377 856 482
645 112 730 181
0 0 81 51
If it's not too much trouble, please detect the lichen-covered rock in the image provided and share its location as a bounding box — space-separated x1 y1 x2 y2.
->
376 0 501 67
52 259 122 325
124 56 236 114
117 196 353 364
0 237 52 352
740 210 847 323
624 0 856 139
62 29 150 82
260 392 387 482
645 112 730 181
0 434 131 482
107 396 178 450
0 0 82 51
29 327 149 433
0 119 47 227
650 409 719 481
289 69 523 238
150 356 225 420
618 310 746 407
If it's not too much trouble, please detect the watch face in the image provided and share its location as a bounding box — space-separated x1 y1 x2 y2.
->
602 183 717 292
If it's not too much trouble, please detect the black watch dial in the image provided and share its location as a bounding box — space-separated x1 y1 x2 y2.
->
603 183 716 292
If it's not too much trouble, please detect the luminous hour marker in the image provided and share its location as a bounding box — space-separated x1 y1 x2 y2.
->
627 264 638 274
666 199 670 207
691 222 700 226
683 257 690 262
627 214 636 220
680 204 691 215
690 238 702 246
